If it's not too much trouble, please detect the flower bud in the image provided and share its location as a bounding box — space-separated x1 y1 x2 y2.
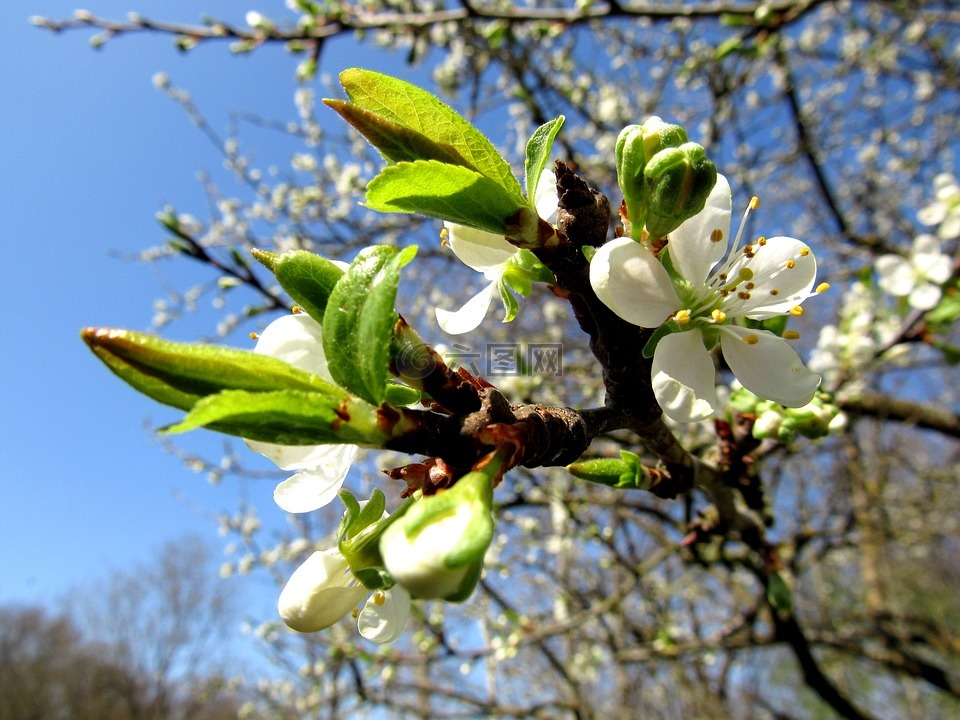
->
752 409 784 440
643 142 717 239
616 118 688 236
379 470 494 601
566 450 650 490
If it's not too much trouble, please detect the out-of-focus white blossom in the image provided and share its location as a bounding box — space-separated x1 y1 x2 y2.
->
875 234 952 309
918 173 960 239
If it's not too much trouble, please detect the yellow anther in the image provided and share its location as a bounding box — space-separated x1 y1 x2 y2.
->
783 330 801 340
785 259 796 269
675 309 692 324
799 248 810 257
758 236 767 246
770 289 780 296
249 332 260 341
711 309 727 322
749 196 760 210
789 306 804 317
352 607 360 619
292 305 303 314
816 282 831 294
373 591 386 606
743 334 760 345
710 228 724 243
440 227 449 246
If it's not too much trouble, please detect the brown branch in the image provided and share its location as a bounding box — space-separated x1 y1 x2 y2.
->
839 392 960 439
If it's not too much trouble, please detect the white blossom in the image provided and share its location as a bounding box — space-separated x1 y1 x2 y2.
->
875 234 952 310
435 170 558 334
244 314 359 512
917 173 960 239
279 548 410 643
589 174 821 422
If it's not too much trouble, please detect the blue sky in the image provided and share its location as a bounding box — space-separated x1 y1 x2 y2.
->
0 0 408 610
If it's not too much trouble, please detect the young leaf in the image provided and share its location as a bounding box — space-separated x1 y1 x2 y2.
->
336 69 524 200
81 327 348 412
366 160 526 236
163 389 386 446
524 116 564 207
323 245 418 405
273 251 345 324
325 100 473 168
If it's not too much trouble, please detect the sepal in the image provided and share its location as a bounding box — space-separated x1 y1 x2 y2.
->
643 142 717 239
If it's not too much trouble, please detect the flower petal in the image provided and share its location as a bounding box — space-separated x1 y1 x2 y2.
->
875 255 914 297
908 283 943 311
719 326 820 407
734 237 817 319
254 313 332 381
667 174 732 286
534 168 559 222
590 237 680 327
446 223 517 273
357 587 411 644
278 550 367 633
271 445 359 513
436 282 498 335
651 330 717 422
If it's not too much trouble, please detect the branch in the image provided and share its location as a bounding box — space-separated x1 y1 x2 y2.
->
839 392 960 439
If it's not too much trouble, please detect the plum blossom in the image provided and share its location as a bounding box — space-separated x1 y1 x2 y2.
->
918 173 960 239
589 174 822 422
875 234 952 310
435 170 558 334
244 313 359 513
279 547 410 643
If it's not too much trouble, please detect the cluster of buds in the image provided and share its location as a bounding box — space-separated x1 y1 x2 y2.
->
730 386 846 443
615 116 717 240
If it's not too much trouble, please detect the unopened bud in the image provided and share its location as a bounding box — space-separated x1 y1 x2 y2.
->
379 470 494 601
615 118 688 236
643 142 717 239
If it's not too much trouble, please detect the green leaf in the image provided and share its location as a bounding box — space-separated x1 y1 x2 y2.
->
497 279 520 323
323 245 418 405
524 116 564 207
325 99 475 168
163 389 385 445
384 382 422 406
366 160 526 235
273 251 345 324
767 571 793 612
82 327 347 412
567 450 651 490
336 68 523 200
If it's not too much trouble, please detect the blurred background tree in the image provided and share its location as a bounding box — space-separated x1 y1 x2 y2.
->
33 1 960 718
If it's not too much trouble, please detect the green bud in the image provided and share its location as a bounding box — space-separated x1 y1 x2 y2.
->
767 571 793 612
567 450 651 490
379 470 494 601
644 142 717 239
616 118 688 237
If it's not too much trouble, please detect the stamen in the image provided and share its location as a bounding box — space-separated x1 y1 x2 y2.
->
758 236 767 246
710 228 724 243
770 289 779 296
440 227 449 246
737 291 751 300
743 334 760 345
292 305 303 314
675 309 692 324
352 607 360 619
783 330 801 340
711 309 727 323
799 248 810 257
816 282 830 294
790 306 804 317
749 196 760 210
373 591 386 606
249 332 260 341
785 259 796 269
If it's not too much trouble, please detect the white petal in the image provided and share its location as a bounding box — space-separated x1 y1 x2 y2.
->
735 237 817 319
719 327 820 407
667 174 732 286
254 313 331 380
278 550 367 633
651 331 717 422
246 437 357 472
911 233 942 257
357 587 411 644
534 168 559 222
875 255 914 296
272 445 359 513
589 237 680 327
937 214 960 240
917 203 946 227
436 282 497 335
446 223 516 272
908 283 942 311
